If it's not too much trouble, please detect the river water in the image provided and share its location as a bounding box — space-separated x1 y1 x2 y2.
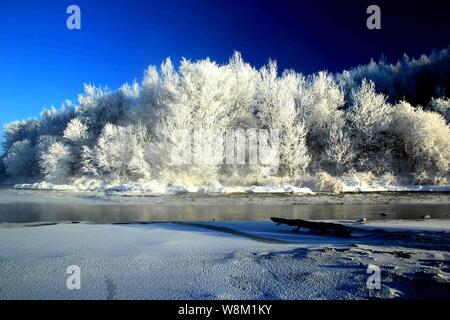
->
0 192 449 223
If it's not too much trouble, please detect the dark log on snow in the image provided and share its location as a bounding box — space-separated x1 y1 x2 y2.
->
271 218 450 250
271 217 357 237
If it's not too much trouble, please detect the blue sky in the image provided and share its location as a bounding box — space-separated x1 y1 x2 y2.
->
1 0 449 149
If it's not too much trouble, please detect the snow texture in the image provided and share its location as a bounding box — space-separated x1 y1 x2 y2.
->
0 220 449 300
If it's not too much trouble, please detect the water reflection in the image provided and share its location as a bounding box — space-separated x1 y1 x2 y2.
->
0 202 449 223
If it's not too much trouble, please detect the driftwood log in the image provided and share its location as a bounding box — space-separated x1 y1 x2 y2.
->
271 218 450 251
271 217 358 237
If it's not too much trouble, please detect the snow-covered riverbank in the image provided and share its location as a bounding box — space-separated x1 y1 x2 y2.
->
11 179 450 195
2 187 450 205
0 220 449 300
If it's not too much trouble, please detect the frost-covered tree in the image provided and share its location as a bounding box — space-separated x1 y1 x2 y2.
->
390 101 450 180
3 139 36 178
127 124 154 180
136 58 179 134
36 135 57 155
347 80 391 143
176 58 236 128
38 101 76 137
280 123 310 178
430 97 450 124
39 141 74 182
77 84 129 138
61 118 89 174
255 61 310 177
346 80 392 171
63 118 88 145
158 57 238 179
3 119 39 152
2 50 450 185
297 71 345 168
323 121 355 175
82 123 153 180
82 123 131 178
338 46 450 106
224 51 259 127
